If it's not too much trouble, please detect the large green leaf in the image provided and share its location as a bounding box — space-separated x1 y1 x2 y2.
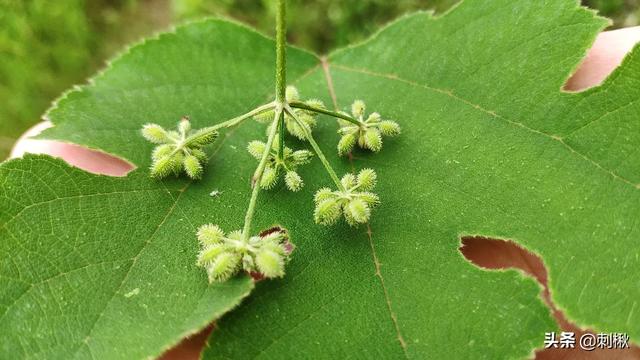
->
0 20 317 358
204 1 640 359
1 1 639 359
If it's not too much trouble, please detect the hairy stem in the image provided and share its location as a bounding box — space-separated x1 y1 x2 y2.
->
289 101 360 126
275 0 287 104
285 106 345 191
242 109 282 240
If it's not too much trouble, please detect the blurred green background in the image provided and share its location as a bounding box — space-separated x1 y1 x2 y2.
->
1 0 638 159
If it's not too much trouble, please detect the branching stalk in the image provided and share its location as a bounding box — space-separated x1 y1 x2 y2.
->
242 109 282 240
285 106 345 191
289 101 360 126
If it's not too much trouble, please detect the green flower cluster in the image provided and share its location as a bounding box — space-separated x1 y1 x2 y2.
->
196 224 292 283
337 100 401 156
314 168 380 226
247 138 313 191
141 117 218 179
255 86 325 140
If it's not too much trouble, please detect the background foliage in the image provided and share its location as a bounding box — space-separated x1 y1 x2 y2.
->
0 0 639 159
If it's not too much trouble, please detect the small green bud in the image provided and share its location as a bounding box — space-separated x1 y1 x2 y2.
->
341 173 357 189
178 117 191 135
260 166 278 189
142 124 171 144
314 198 342 225
247 140 266 160
183 155 203 179
255 249 285 278
356 168 377 191
285 171 303 192
379 120 401 136
337 132 356 157
351 100 366 118
197 224 225 245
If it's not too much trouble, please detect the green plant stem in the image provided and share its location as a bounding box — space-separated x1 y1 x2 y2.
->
242 109 282 240
285 106 345 191
289 101 360 126
210 102 275 131
275 0 287 104
181 102 274 150
278 111 285 159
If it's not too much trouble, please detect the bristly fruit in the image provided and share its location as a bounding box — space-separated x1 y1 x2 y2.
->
247 137 313 191
141 116 218 179
337 100 401 156
196 225 293 282
313 168 380 226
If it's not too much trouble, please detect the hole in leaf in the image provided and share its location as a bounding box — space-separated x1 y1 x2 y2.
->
460 236 640 359
10 121 134 176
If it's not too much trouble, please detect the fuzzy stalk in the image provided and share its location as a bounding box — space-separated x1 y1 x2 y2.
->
242 109 282 240
285 106 345 191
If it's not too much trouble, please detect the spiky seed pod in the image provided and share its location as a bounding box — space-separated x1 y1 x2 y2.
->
183 155 203 179
190 148 208 163
379 120 401 136
141 117 218 179
359 192 381 206
314 198 342 225
187 127 219 147
314 187 334 202
337 132 357 156
285 171 303 192
247 137 312 192
197 244 227 266
142 124 171 144
197 224 225 245
356 168 377 191
206 252 241 282
341 173 357 189
285 85 300 101
247 140 266 160
150 156 178 178
260 166 278 189
363 128 383 152
336 100 401 155
195 226 292 283
313 170 380 227
255 250 285 278
291 150 313 165
152 144 175 161
347 198 370 224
